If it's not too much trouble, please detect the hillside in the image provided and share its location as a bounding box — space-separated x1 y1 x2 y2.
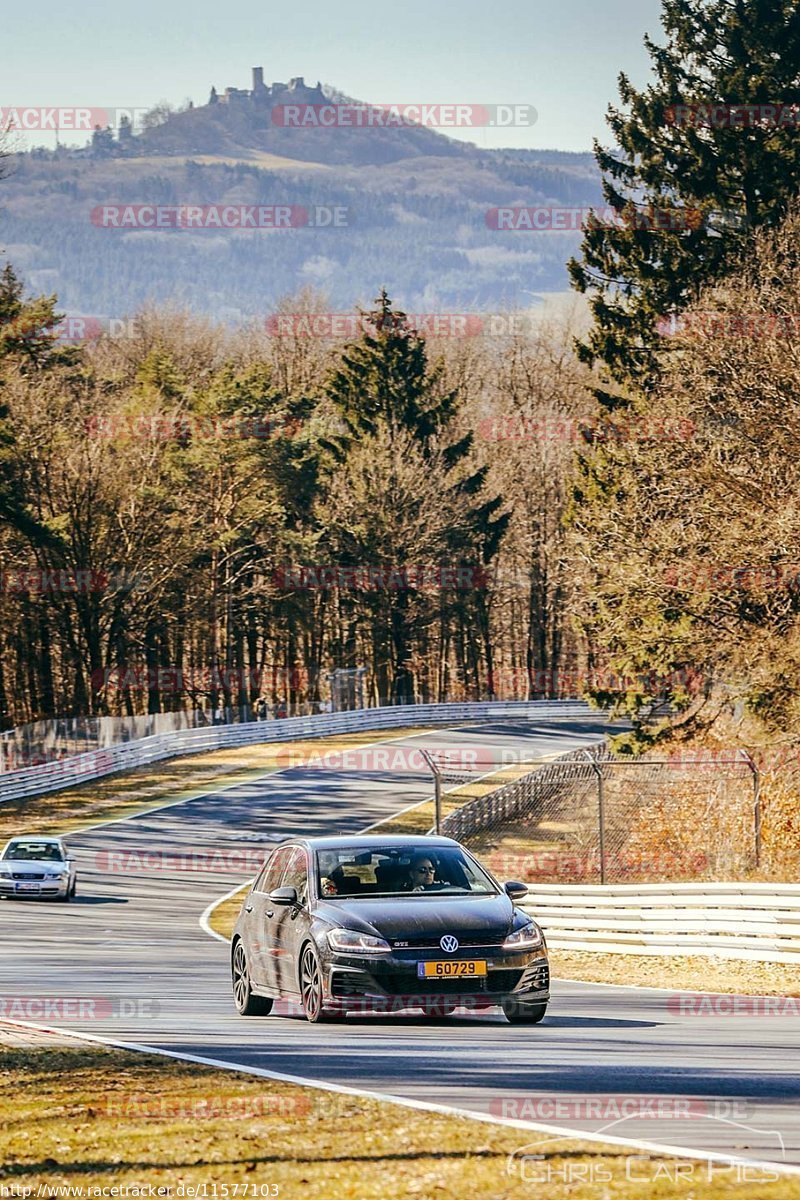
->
0 77 603 322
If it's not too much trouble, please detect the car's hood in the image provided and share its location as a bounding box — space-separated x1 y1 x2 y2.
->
315 892 517 942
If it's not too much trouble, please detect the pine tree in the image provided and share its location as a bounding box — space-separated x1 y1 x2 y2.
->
118 114 134 151
91 125 116 158
569 0 800 396
0 264 75 548
322 291 507 703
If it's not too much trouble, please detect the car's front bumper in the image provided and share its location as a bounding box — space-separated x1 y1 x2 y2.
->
322 946 549 1013
0 876 70 899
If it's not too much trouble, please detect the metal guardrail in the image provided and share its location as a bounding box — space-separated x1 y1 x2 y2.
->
0 701 597 805
521 883 800 963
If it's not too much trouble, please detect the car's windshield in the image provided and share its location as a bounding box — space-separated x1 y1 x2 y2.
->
315 845 497 898
2 843 64 862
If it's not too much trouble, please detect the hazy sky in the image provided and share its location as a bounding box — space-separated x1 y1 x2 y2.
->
7 0 664 151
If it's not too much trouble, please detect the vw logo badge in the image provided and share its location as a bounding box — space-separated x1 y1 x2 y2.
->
440 935 459 953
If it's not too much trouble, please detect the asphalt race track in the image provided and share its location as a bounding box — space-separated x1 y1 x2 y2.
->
2 718 799 1172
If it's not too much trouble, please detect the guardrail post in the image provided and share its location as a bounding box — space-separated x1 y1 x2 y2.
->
738 749 761 869
581 749 606 884
418 748 443 835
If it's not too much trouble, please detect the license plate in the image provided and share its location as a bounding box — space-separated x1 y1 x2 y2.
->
417 959 487 978
16 882 40 892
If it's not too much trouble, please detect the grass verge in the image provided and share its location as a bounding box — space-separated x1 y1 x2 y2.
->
0 726 439 841
550 950 800 996
0 1040 793 1199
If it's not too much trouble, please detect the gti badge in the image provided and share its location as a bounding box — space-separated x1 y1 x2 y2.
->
440 935 459 953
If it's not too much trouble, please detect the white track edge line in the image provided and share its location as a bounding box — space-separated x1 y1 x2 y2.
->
3 1016 797 1178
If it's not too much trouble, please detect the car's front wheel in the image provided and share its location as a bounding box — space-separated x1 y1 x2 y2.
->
299 943 342 1023
232 939 273 1016
502 998 548 1024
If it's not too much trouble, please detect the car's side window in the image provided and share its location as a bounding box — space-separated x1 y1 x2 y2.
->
281 847 309 906
255 846 293 894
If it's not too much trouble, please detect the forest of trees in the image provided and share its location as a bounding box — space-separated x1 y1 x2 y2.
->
0 271 596 726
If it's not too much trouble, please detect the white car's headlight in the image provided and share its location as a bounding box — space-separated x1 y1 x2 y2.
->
327 929 392 954
502 920 545 951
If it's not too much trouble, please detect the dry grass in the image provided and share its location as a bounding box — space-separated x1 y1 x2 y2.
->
0 726 438 841
550 950 800 996
0 1042 793 1199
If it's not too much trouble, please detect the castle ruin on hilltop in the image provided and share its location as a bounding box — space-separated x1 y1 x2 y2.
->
210 68 327 108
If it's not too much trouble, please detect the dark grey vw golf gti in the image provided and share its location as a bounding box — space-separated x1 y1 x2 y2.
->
231 835 549 1023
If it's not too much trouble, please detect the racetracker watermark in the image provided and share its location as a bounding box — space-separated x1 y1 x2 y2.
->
91 666 275 693
105 1094 312 1120
91 205 349 229
271 102 536 128
264 313 538 339
491 1095 755 1120
486 205 708 232
664 746 800 771
0 996 159 1020
273 743 537 772
453 664 701 693
0 106 150 131
0 568 150 594
485 849 709 880
86 414 303 441
95 849 271 873
667 994 800 1017
477 414 695 442
272 565 489 590
665 102 800 128
3 315 141 344
663 563 800 591
657 312 800 338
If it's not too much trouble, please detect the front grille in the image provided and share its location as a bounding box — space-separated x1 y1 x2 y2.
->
487 969 526 992
11 872 45 881
382 970 524 996
331 973 374 998
391 933 506 949
523 962 550 991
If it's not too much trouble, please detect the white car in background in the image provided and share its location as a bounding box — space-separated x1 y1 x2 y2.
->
0 836 77 902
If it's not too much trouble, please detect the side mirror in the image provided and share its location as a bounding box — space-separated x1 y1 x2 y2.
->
504 880 529 901
269 885 298 907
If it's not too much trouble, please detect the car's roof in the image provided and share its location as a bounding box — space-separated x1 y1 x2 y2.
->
286 835 461 851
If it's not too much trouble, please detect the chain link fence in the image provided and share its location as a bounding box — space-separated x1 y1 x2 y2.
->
440 745 760 884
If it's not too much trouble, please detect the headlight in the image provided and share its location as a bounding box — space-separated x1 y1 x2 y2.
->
327 929 392 954
502 920 545 951
46 869 69 878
